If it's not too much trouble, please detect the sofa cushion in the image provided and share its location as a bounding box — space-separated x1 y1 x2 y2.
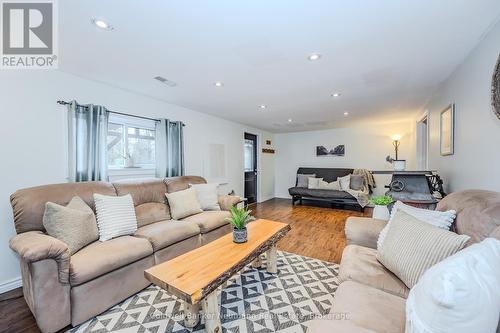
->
134 220 200 251
165 175 206 193
181 211 231 234
70 236 153 286
339 244 409 298
345 217 388 249
310 280 406 333
437 189 500 244
112 178 171 228
288 187 355 199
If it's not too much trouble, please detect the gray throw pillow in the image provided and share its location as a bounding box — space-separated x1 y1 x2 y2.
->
297 174 315 187
350 174 365 190
43 196 99 255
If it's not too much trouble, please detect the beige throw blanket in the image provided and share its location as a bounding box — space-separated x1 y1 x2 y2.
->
345 169 376 207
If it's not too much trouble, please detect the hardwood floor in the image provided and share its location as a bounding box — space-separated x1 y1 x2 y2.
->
253 198 371 263
0 198 370 333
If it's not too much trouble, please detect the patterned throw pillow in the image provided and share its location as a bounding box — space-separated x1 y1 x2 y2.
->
377 210 469 288
307 177 323 189
43 196 99 254
338 175 351 191
377 201 456 249
94 194 138 241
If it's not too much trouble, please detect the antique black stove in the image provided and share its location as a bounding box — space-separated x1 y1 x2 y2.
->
372 171 445 209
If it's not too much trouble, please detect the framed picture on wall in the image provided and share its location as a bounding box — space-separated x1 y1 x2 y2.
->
440 104 455 156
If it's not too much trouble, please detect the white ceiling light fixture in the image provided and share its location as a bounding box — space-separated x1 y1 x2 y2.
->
259 105 267 110
308 53 321 61
91 18 113 31
343 111 349 116
288 118 293 122
214 81 224 87
332 92 341 98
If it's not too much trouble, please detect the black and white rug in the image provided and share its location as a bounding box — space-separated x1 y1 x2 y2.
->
69 251 339 333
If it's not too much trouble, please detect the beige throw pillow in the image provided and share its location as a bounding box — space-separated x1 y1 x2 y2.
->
190 183 221 211
318 179 341 190
43 196 99 255
307 177 323 189
165 187 203 219
377 210 469 288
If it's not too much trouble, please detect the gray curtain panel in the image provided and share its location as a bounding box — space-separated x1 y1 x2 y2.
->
155 119 185 177
67 101 109 182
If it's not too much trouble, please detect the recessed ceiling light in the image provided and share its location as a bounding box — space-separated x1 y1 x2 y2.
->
308 53 321 61
214 81 224 87
91 18 113 31
259 105 267 110
343 111 349 116
288 118 293 122
332 92 341 97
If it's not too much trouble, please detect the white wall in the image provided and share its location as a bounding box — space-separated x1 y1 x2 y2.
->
0 70 274 291
425 19 500 192
274 121 416 198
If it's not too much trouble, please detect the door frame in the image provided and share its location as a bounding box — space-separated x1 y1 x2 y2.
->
416 111 429 170
243 132 260 204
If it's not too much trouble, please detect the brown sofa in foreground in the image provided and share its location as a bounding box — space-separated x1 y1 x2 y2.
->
307 189 500 333
8 176 240 333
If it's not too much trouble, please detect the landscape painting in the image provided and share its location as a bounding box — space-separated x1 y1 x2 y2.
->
316 145 345 156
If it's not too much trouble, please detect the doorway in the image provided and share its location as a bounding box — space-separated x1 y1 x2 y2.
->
244 133 258 205
416 113 429 170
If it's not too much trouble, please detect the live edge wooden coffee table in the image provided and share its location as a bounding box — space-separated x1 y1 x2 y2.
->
144 219 291 333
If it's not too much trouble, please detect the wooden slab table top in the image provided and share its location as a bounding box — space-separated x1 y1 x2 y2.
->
145 219 290 304
144 219 290 332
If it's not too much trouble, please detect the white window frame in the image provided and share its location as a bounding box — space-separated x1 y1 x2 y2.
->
107 114 157 172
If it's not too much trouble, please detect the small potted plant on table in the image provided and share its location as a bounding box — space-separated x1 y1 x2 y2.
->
369 195 393 220
226 206 255 243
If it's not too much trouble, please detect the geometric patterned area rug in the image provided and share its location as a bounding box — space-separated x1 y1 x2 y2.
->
69 251 339 333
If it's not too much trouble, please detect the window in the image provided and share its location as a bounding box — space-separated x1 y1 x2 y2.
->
107 114 156 169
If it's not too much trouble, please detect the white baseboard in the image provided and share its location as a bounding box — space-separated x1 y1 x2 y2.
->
0 276 22 294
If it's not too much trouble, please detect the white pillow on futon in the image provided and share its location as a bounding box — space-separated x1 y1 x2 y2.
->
377 201 456 249
405 238 500 333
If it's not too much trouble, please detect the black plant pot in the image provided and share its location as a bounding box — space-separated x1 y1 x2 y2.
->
233 227 247 243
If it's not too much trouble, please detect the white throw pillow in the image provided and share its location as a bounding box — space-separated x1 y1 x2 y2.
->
318 179 341 190
338 175 351 191
93 193 138 241
377 201 456 249
190 183 221 211
307 177 323 189
406 238 500 333
165 187 203 220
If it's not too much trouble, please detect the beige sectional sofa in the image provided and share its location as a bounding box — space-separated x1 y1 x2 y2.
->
9 176 240 333
308 189 500 332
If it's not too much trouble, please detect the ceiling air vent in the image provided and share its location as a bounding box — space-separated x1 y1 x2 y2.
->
154 76 177 87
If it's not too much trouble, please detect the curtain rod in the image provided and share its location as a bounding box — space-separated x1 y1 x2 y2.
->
57 100 185 126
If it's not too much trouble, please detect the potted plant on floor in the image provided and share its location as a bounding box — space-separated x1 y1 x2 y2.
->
226 206 255 243
369 195 393 220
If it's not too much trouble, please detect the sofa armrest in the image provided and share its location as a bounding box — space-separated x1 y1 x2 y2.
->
345 217 388 249
218 195 242 211
9 231 70 284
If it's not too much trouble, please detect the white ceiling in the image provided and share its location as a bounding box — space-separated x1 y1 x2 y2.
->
59 0 500 132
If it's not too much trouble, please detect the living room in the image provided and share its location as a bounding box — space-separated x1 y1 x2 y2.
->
1 1 499 333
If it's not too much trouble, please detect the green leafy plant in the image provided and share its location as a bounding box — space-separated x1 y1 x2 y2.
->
225 206 256 230
369 195 393 206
